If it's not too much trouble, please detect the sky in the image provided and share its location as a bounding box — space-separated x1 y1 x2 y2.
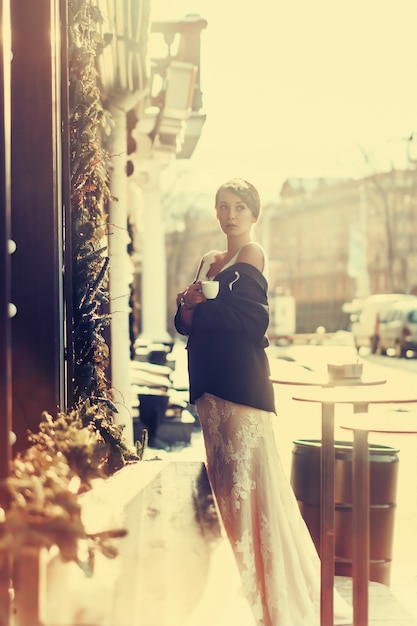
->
151 0 417 200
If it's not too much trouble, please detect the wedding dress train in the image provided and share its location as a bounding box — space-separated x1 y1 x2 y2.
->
195 392 352 626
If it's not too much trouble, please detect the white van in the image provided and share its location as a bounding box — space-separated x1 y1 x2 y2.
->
378 299 417 357
351 293 417 353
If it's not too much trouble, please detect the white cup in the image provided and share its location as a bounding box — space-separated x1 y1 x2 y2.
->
201 280 219 299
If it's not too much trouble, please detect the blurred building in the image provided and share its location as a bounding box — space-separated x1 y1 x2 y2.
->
262 170 417 333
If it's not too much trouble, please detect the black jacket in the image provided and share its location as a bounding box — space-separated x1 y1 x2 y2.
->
174 262 276 413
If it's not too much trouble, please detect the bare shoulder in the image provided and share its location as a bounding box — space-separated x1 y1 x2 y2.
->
236 242 265 272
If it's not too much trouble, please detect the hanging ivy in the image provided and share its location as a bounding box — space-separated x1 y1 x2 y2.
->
67 0 141 467
68 0 113 405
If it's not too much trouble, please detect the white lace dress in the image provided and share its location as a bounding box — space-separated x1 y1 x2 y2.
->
194 252 352 626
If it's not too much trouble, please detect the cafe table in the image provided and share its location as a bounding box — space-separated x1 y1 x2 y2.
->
270 364 417 625
290 384 417 626
339 409 417 626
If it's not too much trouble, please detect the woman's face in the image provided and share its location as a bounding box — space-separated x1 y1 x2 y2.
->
215 189 256 237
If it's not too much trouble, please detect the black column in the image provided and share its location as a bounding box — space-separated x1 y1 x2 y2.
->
10 0 65 452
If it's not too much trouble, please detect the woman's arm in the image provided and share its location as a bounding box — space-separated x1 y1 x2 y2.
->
174 251 216 334
174 282 206 334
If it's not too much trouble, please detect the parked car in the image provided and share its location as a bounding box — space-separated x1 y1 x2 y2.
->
351 293 417 353
378 299 417 358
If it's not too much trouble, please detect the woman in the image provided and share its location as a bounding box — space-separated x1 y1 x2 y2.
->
174 179 351 626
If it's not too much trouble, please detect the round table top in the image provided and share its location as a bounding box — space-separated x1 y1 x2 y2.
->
339 409 417 434
292 384 417 405
271 375 386 387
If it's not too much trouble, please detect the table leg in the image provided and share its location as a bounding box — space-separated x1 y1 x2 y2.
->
352 429 370 626
353 402 369 414
321 402 335 626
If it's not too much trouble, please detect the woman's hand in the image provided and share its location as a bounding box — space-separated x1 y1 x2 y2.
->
179 282 206 310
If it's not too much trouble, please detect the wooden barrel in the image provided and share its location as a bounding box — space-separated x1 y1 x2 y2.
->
290 439 399 585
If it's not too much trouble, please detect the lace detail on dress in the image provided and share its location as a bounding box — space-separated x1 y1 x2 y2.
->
195 393 352 626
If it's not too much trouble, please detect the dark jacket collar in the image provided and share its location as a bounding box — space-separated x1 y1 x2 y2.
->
215 261 268 291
